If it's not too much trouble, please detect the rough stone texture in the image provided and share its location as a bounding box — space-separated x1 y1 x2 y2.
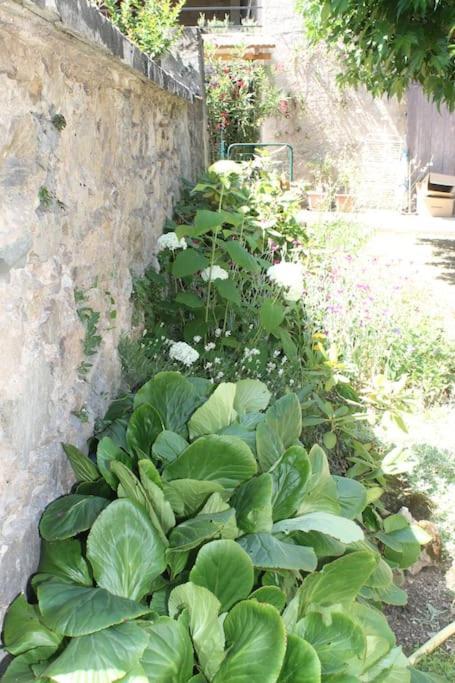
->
260 0 407 210
0 0 204 626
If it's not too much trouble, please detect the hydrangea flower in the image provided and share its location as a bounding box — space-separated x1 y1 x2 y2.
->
200 265 229 282
168 341 199 366
267 261 304 302
157 232 187 252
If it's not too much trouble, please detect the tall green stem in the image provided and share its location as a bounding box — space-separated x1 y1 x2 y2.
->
205 185 225 324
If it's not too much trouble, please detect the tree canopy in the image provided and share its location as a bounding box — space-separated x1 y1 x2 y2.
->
296 0 455 110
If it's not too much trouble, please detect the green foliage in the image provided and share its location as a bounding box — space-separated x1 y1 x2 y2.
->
296 0 455 110
51 114 66 131
38 186 53 210
2 372 431 681
99 0 184 59
205 51 282 159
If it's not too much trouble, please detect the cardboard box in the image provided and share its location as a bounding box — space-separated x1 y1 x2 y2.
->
417 194 455 218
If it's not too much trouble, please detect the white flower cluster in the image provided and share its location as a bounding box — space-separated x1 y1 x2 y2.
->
200 265 229 282
157 232 187 253
243 347 260 361
267 261 304 302
168 341 199 366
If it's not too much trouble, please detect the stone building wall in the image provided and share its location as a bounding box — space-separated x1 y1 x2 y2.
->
0 0 204 625
260 0 408 210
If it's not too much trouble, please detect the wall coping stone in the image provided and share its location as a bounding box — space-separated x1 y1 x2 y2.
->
15 0 201 102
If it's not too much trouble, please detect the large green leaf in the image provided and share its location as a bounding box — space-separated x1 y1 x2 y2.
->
351 603 396 674
237 533 317 572
272 512 364 544
214 278 241 305
111 461 167 543
271 445 311 521
230 473 273 534
37 539 92 586
86 499 166 601
139 460 175 533
175 291 204 309
62 443 99 482
277 634 321 683
249 586 286 612
234 379 271 415
223 240 260 272
2 594 62 656
298 445 340 515
259 300 285 333
172 248 209 277
256 394 302 471
134 372 201 436
213 600 286 683
164 435 257 488
188 383 238 439
190 540 254 611
43 622 148 683
291 531 345 560
163 479 224 517
97 436 133 489
333 476 368 519
296 612 366 676
2 650 50 683
39 495 109 541
169 582 225 680
126 404 163 459
37 581 150 636
169 509 235 552
177 209 225 238
298 551 378 610
139 618 194 682
152 430 189 464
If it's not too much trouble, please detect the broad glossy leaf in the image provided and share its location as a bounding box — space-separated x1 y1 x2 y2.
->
75 478 113 498
62 443 99 482
234 379 271 415
169 509 235 552
134 372 201 436
277 634 321 683
223 240 260 272
190 540 254 611
39 495 109 541
172 248 209 277
87 499 166 601
256 394 302 471
2 651 49 682
118 664 148 683
213 600 286 683
111 461 167 543
298 445 340 514
292 531 345 559
219 421 257 453
152 430 189 464
259 300 285 332
230 473 273 534
126 404 163 459
237 533 317 572
188 383 237 438
164 435 257 488
249 586 286 611
139 460 175 533
37 539 92 586
169 582 225 680
298 551 378 610
139 618 194 682
43 622 148 683
214 278 241 305
97 436 133 489
333 476 368 519
351 602 396 673
163 479 224 517
175 291 204 309
3 594 62 656
273 512 364 544
297 612 365 676
271 445 311 521
38 581 150 636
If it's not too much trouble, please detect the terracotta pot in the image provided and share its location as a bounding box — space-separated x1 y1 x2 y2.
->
307 191 329 211
335 193 354 212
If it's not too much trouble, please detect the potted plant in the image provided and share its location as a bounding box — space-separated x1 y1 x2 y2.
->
335 167 355 212
306 158 336 210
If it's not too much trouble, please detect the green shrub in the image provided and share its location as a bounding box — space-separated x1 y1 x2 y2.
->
2 372 432 682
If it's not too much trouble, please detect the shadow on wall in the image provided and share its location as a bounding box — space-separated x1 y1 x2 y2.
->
419 237 455 285
262 40 407 210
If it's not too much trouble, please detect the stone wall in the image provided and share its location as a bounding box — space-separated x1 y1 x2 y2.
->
0 0 204 625
260 0 407 210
